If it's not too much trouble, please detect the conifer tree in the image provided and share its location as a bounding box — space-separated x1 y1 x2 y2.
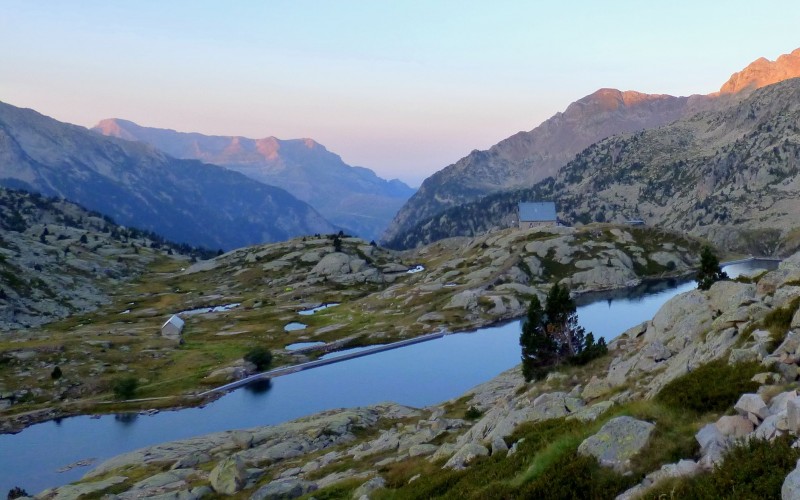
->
520 283 607 381
696 245 728 290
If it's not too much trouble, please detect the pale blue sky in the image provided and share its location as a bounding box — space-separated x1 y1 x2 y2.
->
1 1 798 185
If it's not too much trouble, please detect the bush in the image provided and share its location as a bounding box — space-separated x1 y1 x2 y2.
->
464 406 483 420
7 486 29 499
244 347 273 371
763 297 800 340
518 452 635 499
649 435 800 499
112 377 138 400
696 245 728 290
655 359 762 413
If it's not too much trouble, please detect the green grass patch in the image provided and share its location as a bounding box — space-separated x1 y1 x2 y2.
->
763 297 800 346
655 359 762 414
649 435 800 499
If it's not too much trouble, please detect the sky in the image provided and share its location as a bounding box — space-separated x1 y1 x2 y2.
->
1 1 799 186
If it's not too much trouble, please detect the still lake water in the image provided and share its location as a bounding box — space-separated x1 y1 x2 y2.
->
0 260 776 494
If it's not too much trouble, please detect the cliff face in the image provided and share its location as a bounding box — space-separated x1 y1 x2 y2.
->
92 119 416 241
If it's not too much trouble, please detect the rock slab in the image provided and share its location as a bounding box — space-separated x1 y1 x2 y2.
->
577 416 655 472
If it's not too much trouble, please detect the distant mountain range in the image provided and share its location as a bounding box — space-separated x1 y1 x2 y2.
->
0 101 336 250
383 48 800 251
384 76 800 256
92 120 416 241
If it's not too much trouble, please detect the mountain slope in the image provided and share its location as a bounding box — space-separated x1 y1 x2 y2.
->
383 78 800 255
0 101 336 250
0 187 208 330
384 48 800 247
92 120 416 241
382 90 704 243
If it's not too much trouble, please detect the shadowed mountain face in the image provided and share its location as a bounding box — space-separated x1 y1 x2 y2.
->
92 120 416 241
382 78 800 256
383 48 800 248
0 101 336 250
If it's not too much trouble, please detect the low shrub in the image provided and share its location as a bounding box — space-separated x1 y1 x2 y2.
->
649 435 800 499
7 486 29 499
517 452 635 499
654 359 762 414
763 297 800 342
244 347 273 371
464 406 483 420
112 377 138 400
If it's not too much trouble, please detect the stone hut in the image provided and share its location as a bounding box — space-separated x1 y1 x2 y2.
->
161 314 185 341
518 202 557 229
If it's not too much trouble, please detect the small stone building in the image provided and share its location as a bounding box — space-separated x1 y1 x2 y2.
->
161 314 185 341
518 202 557 229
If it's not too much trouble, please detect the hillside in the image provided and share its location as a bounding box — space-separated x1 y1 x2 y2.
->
0 187 208 330
0 101 336 250
384 48 800 247
92 119 416 241
384 78 800 255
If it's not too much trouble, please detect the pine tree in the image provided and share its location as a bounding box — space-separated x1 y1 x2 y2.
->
520 283 607 381
520 295 557 381
696 245 728 290
544 283 586 363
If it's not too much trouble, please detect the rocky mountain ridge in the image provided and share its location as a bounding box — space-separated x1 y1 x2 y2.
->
384 77 800 255
92 119 416 241
384 47 800 248
720 48 800 94
0 101 336 250
35 251 800 498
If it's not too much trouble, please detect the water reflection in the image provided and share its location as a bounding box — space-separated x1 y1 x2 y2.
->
114 413 138 426
244 379 272 395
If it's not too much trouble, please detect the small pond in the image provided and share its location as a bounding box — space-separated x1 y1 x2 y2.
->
283 322 307 332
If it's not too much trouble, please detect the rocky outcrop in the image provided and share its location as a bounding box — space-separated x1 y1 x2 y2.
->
602 276 778 399
577 416 655 472
209 456 247 494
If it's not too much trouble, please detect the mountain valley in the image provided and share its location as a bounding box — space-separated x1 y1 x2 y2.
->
92 120 416 241
0 102 336 251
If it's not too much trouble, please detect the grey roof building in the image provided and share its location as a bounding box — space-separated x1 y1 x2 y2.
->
518 202 557 229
